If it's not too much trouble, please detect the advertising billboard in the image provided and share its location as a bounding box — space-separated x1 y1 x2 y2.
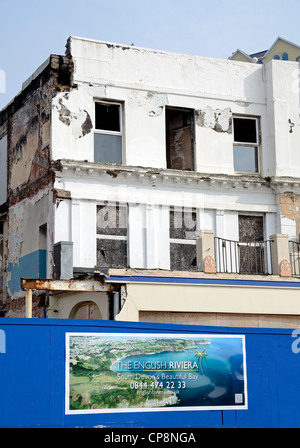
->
65 333 247 414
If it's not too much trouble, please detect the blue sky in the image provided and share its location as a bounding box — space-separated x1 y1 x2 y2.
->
0 0 300 110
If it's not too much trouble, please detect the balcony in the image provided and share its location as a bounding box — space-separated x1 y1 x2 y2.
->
289 240 300 278
214 237 273 275
197 231 292 278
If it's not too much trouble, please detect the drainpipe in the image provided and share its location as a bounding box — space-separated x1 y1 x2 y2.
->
25 289 32 318
113 291 120 320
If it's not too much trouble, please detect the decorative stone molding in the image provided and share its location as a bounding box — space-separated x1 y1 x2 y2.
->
270 234 291 277
204 255 216 274
196 230 216 273
280 259 292 277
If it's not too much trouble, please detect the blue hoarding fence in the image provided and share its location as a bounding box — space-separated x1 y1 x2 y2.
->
0 317 299 428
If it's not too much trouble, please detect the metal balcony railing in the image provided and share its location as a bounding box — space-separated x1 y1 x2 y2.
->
214 237 273 275
289 240 300 277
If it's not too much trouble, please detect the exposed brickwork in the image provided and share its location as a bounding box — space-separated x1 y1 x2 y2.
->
280 192 300 237
0 53 73 316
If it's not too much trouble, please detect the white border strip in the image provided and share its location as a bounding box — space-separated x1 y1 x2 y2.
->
65 332 248 415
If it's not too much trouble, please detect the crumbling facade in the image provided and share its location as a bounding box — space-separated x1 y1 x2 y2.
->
1 37 300 327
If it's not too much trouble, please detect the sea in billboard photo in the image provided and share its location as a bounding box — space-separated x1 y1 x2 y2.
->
66 333 247 414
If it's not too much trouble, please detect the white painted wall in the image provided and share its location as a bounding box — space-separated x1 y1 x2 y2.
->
50 38 295 270
55 199 71 243
51 37 271 177
265 60 300 178
50 38 300 182
54 174 277 270
70 199 97 268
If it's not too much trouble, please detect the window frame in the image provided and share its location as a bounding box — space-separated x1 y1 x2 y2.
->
165 106 195 171
96 202 128 269
237 213 270 275
169 207 198 271
233 115 260 174
93 100 123 164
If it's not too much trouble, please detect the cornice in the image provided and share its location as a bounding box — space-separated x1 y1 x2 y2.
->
52 160 276 192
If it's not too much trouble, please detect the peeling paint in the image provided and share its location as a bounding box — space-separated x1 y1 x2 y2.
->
57 97 72 126
10 208 24 265
128 91 168 117
72 109 93 139
196 107 232 134
146 92 168 117
53 93 92 138
82 83 107 98
280 192 300 236
235 100 250 108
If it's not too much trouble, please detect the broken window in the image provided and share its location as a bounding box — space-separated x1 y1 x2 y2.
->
233 117 259 173
96 203 127 269
166 107 195 171
39 224 47 278
170 207 197 271
238 215 265 274
94 102 123 164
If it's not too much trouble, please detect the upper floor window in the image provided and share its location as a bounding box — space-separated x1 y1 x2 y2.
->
94 102 123 164
169 207 197 271
96 203 127 269
238 214 265 274
166 107 195 171
233 116 259 173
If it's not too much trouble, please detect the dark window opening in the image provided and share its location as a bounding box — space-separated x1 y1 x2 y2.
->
239 215 264 243
233 118 257 144
170 243 197 271
97 239 127 269
95 103 120 132
166 108 194 171
238 215 264 274
39 224 47 279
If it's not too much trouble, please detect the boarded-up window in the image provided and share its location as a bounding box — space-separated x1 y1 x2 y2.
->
71 302 102 320
170 208 197 271
96 203 127 268
166 108 194 171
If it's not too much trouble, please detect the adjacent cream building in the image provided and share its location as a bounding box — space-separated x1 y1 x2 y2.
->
1 36 300 328
230 36 300 64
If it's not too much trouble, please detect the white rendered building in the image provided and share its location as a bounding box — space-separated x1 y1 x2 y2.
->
1 37 300 326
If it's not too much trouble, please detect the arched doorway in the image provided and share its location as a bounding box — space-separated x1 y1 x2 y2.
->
70 301 102 320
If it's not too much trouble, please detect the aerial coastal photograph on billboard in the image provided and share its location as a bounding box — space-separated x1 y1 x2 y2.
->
65 333 247 414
